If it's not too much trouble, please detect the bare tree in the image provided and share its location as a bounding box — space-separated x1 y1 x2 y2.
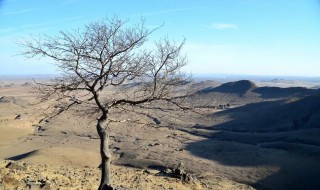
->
21 17 190 190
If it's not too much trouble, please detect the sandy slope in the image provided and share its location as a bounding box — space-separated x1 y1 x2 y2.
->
2 79 319 190
0 83 254 190
0 121 253 190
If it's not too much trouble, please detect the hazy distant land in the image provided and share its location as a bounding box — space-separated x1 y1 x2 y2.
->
1 73 319 88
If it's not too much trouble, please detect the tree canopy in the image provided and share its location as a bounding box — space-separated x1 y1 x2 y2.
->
22 16 191 190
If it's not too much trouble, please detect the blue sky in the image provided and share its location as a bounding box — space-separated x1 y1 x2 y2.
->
0 0 319 77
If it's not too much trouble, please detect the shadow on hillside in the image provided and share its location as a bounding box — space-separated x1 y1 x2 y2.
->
6 150 39 161
207 93 320 132
186 137 320 190
252 87 312 99
185 94 320 190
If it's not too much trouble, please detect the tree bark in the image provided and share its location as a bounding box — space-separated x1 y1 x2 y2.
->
97 113 113 190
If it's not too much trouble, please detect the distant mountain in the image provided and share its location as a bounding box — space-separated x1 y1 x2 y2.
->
200 80 257 95
21 82 32 87
190 80 260 107
197 80 316 99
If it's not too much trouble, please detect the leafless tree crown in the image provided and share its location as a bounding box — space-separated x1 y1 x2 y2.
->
22 17 190 120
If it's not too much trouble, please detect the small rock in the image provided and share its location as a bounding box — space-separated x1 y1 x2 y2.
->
5 162 27 171
163 168 173 174
174 163 185 176
15 114 21 120
148 143 161 147
37 126 46 132
143 169 151 174
144 169 160 175
173 163 193 183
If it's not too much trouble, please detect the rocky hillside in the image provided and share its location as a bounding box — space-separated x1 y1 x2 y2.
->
0 160 253 190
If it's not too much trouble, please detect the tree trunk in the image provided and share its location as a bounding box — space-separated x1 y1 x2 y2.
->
97 113 113 190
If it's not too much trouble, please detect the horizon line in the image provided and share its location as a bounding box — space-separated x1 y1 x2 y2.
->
0 73 319 79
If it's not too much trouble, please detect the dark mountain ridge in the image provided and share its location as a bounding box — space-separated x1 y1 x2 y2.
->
197 80 317 99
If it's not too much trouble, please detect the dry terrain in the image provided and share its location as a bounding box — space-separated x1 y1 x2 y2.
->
1 78 320 189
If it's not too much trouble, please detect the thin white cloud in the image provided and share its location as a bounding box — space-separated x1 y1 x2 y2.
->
212 23 237 30
2 8 35 16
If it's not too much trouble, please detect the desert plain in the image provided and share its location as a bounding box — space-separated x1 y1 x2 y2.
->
0 76 320 190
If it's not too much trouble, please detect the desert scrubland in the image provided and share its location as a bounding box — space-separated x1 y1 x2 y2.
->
1 78 320 190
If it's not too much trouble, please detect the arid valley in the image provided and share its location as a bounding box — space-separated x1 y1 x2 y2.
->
1 0 320 189
0 76 320 190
